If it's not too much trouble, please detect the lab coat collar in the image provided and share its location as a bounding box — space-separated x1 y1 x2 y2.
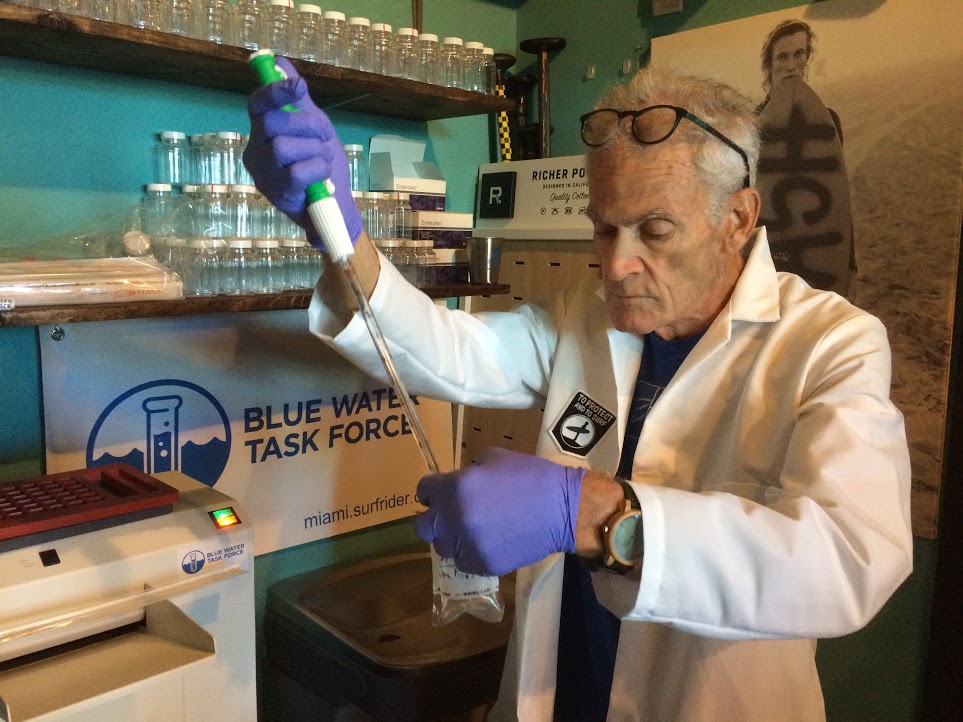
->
597 227 779 439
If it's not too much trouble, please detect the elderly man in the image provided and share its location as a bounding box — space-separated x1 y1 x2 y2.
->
245 60 912 722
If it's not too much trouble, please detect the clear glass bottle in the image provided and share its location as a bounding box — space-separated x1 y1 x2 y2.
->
369 22 394 76
463 41 486 93
229 0 260 51
259 0 293 56
411 238 437 285
390 191 412 240
140 183 176 256
396 239 419 284
82 0 113 22
417 33 441 85
188 134 207 185
185 239 225 296
212 131 242 185
345 16 371 71
375 238 404 272
192 184 232 241
169 0 192 36
344 145 367 192
128 0 167 31
295 4 322 61
222 239 254 295
357 191 377 238
393 27 420 80
152 131 187 185
191 0 227 43
440 36 465 89
164 236 189 277
228 184 259 243
236 135 254 185
483 46 496 94
278 238 303 289
253 239 282 293
320 11 347 67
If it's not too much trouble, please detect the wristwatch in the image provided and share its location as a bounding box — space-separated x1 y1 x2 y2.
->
600 479 644 574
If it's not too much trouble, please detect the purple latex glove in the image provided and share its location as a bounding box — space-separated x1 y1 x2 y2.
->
414 447 586 576
244 56 363 249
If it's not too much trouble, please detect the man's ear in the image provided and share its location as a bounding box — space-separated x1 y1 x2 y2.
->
726 187 761 254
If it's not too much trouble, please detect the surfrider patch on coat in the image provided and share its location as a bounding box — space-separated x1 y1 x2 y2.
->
550 391 616 458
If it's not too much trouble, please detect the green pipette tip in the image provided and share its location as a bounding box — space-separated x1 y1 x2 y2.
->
305 180 333 204
247 49 299 112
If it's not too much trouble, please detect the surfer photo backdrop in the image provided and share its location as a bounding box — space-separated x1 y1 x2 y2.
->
652 0 963 539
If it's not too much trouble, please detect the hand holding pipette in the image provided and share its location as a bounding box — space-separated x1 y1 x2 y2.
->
245 53 363 255
245 52 503 625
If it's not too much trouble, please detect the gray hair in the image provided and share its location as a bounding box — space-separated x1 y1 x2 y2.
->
588 66 760 224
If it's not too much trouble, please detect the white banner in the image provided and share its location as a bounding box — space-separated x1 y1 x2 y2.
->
39 310 453 555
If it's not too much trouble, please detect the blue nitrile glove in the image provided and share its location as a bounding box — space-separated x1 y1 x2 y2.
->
415 447 586 576
244 56 363 249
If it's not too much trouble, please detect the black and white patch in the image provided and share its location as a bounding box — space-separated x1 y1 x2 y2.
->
551 391 616 458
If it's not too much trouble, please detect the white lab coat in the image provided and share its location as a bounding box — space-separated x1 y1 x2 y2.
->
309 228 913 721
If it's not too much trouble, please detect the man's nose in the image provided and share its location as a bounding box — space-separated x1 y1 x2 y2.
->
603 229 643 280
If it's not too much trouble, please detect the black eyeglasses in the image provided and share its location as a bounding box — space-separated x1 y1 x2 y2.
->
580 105 751 188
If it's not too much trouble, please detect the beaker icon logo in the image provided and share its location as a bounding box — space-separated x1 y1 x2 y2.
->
87 379 231 487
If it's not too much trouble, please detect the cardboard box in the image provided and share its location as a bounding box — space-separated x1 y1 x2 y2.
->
411 211 474 249
369 135 447 196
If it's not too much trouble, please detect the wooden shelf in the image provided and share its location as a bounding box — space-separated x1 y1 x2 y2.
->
0 4 516 121
0 284 511 327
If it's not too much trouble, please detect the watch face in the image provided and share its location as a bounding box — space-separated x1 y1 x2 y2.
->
612 512 643 566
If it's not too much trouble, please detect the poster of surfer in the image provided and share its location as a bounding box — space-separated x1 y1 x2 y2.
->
652 0 963 539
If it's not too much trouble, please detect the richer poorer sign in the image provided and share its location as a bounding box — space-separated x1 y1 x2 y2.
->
40 310 454 555
475 155 593 241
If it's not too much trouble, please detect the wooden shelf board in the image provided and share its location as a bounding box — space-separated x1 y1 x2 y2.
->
0 284 511 327
0 5 516 120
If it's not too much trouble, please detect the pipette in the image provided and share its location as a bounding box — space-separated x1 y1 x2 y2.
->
247 52 503 624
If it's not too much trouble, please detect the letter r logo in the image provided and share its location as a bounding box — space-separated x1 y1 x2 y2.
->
489 187 503 204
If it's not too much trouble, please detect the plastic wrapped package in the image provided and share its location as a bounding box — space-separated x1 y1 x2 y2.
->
0 257 183 308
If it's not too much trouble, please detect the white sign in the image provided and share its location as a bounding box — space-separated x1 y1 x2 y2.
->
40 310 453 555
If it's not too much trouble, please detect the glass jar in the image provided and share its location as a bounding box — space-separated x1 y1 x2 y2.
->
191 0 227 43
253 239 282 293
369 22 394 76
229 0 260 50
483 46 496 94
169 0 192 36
258 0 293 56
417 32 440 85
345 16 371 71
411 238 437 285
394 27 419 80
463 41 486 93
212 131 242 185
440 36 465 89
185 239 225 296
320 11 347 67
295 3 322 61
344 145 367 192
222 239 254 295
152 131 187 186
228 184 259 242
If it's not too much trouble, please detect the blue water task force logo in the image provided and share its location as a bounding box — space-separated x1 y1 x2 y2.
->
87 379 231 487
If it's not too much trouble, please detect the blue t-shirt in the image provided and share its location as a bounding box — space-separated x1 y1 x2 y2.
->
554 330 703 721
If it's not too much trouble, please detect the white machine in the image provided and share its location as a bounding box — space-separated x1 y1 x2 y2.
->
461 155 596 463
0 470 256 722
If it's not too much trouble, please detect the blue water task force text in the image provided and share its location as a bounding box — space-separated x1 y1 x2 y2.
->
242 388 418 463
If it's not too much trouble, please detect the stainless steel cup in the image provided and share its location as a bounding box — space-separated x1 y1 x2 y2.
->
467 236 503 284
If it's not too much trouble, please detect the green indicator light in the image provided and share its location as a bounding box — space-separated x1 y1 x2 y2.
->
210 507 240 528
